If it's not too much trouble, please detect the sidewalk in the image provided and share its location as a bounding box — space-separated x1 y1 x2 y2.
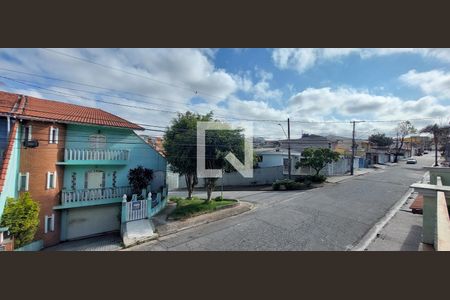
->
366 194 422 251
147 200 253 237
326 168 377 183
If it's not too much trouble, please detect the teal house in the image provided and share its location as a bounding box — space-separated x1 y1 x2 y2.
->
0 90 168 247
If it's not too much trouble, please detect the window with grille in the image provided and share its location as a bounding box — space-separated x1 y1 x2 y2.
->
89 134 106 149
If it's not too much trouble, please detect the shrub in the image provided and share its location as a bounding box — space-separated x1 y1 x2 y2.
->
128 166 154 195
0 192 40 248
272 179 307 190
309 174 326 183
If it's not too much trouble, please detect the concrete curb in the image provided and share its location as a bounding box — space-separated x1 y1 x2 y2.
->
350 170 430 251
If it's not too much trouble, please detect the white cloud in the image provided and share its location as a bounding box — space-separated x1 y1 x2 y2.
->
272 48 450 74
0 48 448 140
399 69 450 99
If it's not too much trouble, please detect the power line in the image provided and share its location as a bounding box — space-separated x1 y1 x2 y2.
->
1 75 446 125
40 48 224 101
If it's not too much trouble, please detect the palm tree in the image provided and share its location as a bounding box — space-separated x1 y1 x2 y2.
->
420 124 450 167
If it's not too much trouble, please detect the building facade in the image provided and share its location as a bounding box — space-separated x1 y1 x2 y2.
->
0 91 167 249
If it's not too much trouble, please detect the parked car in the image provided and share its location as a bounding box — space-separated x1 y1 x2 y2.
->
406 158 417 164
423 151 429 154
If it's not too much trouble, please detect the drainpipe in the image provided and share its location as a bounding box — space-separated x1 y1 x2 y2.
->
6 115 10 135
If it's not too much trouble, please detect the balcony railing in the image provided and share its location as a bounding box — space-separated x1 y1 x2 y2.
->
64 149 129 161
411 171 450 251
61 186 132 205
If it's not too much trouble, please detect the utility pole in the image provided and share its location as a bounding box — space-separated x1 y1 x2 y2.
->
351 121 356 175
288 118 291 180
350 121 365 175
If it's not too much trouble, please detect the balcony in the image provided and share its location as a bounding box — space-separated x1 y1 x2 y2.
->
55 186 132 209
411 167 450 251
56 149 129 165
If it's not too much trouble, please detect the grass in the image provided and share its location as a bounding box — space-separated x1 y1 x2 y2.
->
168 196 238 220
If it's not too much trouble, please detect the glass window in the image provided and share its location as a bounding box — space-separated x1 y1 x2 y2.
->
89 134 106 149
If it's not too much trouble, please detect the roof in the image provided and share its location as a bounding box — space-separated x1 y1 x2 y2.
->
0 90 143 130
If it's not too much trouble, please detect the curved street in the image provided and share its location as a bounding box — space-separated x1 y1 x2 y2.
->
130 154 434 251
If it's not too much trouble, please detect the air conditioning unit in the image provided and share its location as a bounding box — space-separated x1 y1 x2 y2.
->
23 139 39 148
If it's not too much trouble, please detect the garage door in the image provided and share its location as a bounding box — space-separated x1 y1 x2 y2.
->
67 205 121 240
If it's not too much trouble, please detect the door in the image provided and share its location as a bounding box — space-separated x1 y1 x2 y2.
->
86 171 104 189
66 205 120 240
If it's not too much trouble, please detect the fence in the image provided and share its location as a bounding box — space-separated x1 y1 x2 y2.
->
121 186 169 223
124 199 148 222
176 166 285 189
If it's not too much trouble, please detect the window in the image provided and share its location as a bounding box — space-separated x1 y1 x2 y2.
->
89 134 106 149
44 214 55 233
18 172 29 191
23 125 32 142
46 171 57 189
49 126 59 144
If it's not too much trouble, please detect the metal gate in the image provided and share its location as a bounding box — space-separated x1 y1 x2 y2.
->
125 199 148 222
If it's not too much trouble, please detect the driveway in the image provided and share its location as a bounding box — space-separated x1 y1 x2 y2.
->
129 154 435 251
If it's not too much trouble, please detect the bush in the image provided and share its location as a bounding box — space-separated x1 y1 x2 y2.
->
294 175 326 184
272 179 307 190
0 192 40 248
309 174 326 183
128 166 153 195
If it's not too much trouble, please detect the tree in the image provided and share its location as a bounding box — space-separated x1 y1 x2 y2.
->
393 121 416 162
127 166 153 196
163 111 213 199
295 148 340 176
421 124 450 167
202 123 246 202
368 133 393 147
0 192 39 248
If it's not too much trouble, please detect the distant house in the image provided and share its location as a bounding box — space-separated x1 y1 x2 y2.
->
0 91 167 249
279 134 339 153
255 148 301 174
364 143 391 165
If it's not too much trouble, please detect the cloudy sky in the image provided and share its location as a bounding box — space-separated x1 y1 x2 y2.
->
0 48 449 139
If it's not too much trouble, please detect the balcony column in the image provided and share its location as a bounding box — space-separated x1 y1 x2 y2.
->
410 182 450 245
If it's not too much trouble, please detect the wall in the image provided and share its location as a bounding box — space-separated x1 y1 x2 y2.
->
258 154 285 168
63 124 167 192
0 121 20 217
178 166 285 188
18 120 66 247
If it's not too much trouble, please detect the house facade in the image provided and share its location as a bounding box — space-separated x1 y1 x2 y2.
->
0 91 167 249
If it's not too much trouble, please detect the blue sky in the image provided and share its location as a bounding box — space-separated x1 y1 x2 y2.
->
0 48 449 139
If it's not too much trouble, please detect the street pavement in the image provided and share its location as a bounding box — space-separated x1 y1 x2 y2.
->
130 154 435 251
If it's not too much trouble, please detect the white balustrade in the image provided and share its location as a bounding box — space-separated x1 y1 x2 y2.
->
61 186 132 204
64 149 129 161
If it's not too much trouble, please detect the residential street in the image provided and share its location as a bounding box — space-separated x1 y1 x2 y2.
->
130 154 435 251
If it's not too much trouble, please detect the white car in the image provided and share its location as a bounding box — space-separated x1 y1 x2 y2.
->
406 158 417 164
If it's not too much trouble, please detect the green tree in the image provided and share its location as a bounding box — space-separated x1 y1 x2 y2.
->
295 148 340 176
163 111 213 199
203 123 246 202
368 133 393 147
393 121 416 162
127 166 153 196
0 192 40 248
421 124 450 167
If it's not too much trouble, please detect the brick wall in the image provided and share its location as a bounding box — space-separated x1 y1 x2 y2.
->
19 120 66 247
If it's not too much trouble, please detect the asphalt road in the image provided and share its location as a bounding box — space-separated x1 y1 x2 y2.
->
131 154 435 251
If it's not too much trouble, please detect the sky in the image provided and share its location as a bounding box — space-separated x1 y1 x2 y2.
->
0 48 449 140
